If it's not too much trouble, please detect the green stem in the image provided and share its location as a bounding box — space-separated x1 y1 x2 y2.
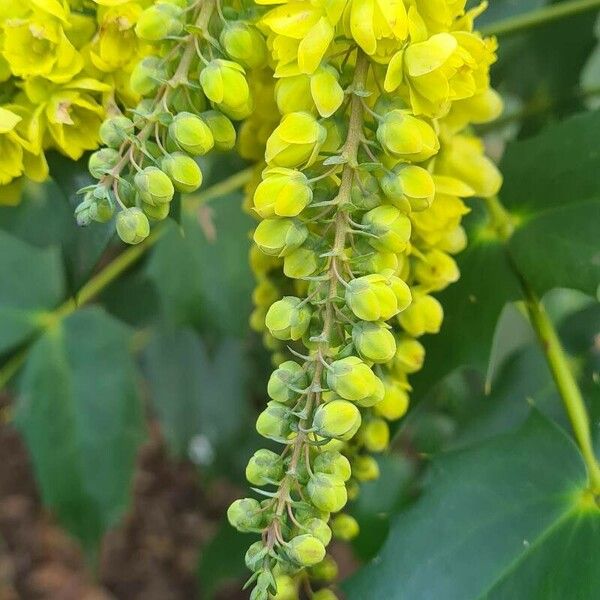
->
0 168 250 392
482 0 600 38
521 282 600 493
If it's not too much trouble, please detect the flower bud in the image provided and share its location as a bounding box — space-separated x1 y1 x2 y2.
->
393 336 425 374
374 380 409 421
75 197 93 226
134 167 174 205
201 110 236 151
345 274 412 321
253 168 312 219
253 218 308 257
88 148 119 179
256 401 292 442
99 116 134 149
227 497 263 532
313 451 351 482
245 540 267 572
307 473 347 513
301 518 332 546
267 361 307 403
283 247 318 279
130 56 166 96
362 205 411 254
351 170 382 211
310 65 344 118
135 3 183 41
313 400 361 440
200 59 250 110
331 513 360 541
381 165 435 212
413 249 460 291
142 202 170 221
161 152 203 193
89 194 115 223
312 589 339 600
377 110 439 161
308 555 339 581
275 75 313 114
326 357 384 405
265 112 326 168
246 448 284 486
220 21 268 69
398 293 444 337
352 321 396 363
352 455 380 482
169 112 214 156
359 418 390 453
270 575 297 600
116 207 150 244
287 534 326 567
265 296 311 341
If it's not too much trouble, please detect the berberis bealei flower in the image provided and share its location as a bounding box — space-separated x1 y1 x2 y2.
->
230 1 502 599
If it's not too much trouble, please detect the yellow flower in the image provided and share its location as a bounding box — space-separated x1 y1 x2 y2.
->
0 107 26 185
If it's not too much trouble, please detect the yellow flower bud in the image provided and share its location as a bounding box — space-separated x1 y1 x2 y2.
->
313 451 351 482
381 165 436 212
352 455 380 482
312 589 339 600
413 249 460 292
130 56 166 96
161 153 203 193
142 201 170 221
220 21 268 69
202 110 236 151
326 357 384 407
310 65 344 118
169 112 215 156
398 293 444 337
362 205 412 254
256 401 292 442
253 218 308 257
135 3 183 41
308 555 339 582
345 274 412 321
265 296 311 341
253 168 312 218
227 497 263 532
287 534 326 567
284 247 318 279
313 400 361 440
331 513 360 541
352 321 396 364
246 448 284 486
374 380 409 421
270 575 297 600
393 336 426 374
267 360 307 403
275 75 313 114
200 59 250 111
301 518 332 546
116 207 150 245
134 167 174 206
307 473 348 513
359 418 390 453
377 110 439 162
265 112 326 168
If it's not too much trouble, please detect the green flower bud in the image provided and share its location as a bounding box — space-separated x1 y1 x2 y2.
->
169 112 214 156
256 401 292 442
275 75 312 114
246 448 284 486
245 540 267 572
270 575 297 600
331 513 359 541
301 518 332 546
142 201 170 221
75 197 93 226
89 194 115 223
161 152 203 193
88 148 119 179
352 321 396 364
381 165 435 212
283 247 318 279
265 112 326 168
313 451 351 482
312 589 339 600
362 205 411 254
135 3 183 41
267 361 307 404
253 218 308 257
295 504 330 525
116 207 150 245
393 336 425 374
227 497 263 532
265 296 311 341
313 400 361 440
413 249 460 292
377 110 439 162
200 59 250 111
220 21 268 69
345 274 412 321
130 56 165 96
253 168 312 219
307 473 348 513
99 116 134 149
352 455 380 482
351 170 382 211
287 534 326 567
398 293 444 337
326 357 384 406
374 379 409 421
359 418 390 453
201 110 236 151
134 166 174 206
308 555 338 582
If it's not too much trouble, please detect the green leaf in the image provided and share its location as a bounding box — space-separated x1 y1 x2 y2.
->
15 307 145 551
345 413 599 600
0 231 64 355
147 193 254 337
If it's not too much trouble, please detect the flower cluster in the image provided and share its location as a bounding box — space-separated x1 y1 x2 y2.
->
230 1 502 598
0 0 158 200
76 0 268 243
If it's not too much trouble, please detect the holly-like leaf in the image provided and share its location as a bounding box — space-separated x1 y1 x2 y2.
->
15 308 145 551
0 231 64 356
345 413 599 600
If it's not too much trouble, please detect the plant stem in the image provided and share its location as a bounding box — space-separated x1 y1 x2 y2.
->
521 282 600 493
482 0 600 38
0 167 250 392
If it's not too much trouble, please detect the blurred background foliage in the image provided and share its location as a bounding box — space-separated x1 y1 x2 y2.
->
1 0 600 598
